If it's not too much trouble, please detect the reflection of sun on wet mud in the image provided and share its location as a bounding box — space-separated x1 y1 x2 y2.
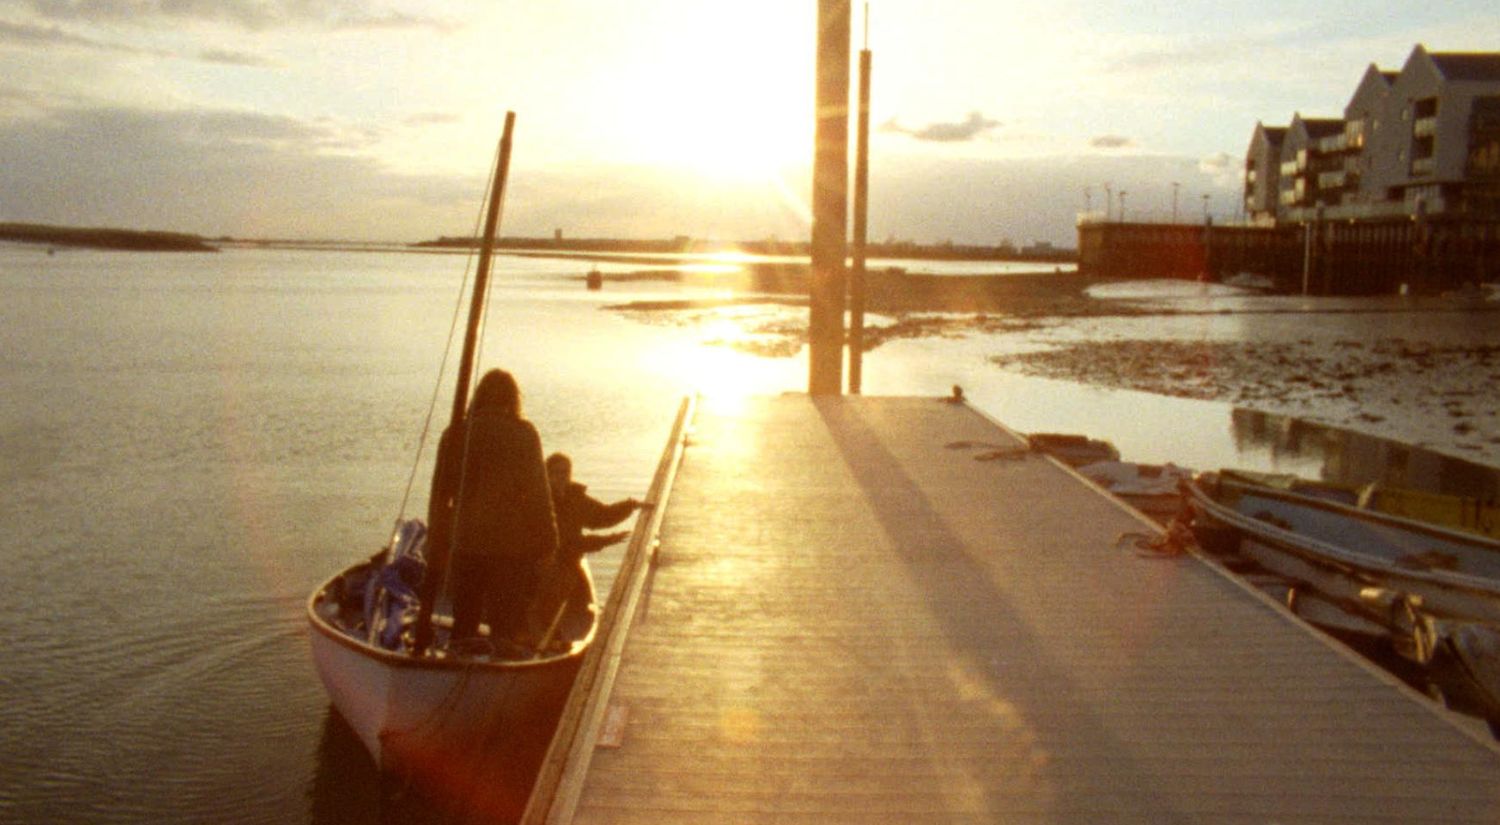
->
612 299 1042 358
604 271 1500 462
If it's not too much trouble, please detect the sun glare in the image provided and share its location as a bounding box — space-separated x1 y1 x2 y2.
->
617 14 813 183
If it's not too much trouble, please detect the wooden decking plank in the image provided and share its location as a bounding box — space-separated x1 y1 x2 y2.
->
532 395 1500 823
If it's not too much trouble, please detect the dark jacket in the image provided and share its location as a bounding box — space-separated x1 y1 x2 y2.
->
554 481 636 561
433 410 558 562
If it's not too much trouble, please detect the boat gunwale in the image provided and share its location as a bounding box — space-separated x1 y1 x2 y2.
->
306 563 596 673
1187 475 1500 599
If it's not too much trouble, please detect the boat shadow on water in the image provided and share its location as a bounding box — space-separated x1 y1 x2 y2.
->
309 702 559 825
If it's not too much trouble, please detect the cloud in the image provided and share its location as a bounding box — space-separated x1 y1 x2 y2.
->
1197 151 1240 186
196 47 279 67
1089 134 1134 149
0 17 164 54
329 10 458 33
0 104 468 238
0 18 284 65
881 110 1001 143
1107 41 1244 75
402 112 462 127
20 0 458 33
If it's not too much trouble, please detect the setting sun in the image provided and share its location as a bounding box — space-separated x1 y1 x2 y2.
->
607 16 814 183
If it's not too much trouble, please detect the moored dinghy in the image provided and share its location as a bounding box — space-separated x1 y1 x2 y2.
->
1185 470 1500 629
1185 469 1500 726
305 114 601 805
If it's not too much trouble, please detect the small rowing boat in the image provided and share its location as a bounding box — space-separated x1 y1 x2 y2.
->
307 519 595 781
1185 470 1500 630
1220 468 1500 541
1185 470 1500 727
306 114 601 807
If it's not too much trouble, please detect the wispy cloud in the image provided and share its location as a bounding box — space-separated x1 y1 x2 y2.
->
329 10 459 34
0 17 163 54
1 17 283 66
0 103 475 238
1198 151 1240 186
1089 134 1133 150
881 111 1001 143
1106 40 1249 75
196 47 279 67
21 0 459 33
402 111 461 127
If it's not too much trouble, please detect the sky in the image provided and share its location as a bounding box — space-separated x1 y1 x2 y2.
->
2 1 1499 247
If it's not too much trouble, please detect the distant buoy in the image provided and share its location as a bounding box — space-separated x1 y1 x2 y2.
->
586 269 602 290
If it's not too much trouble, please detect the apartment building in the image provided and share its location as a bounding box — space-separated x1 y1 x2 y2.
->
1276 114 1344 213
1243 123 1286 225
1245 45 1500 224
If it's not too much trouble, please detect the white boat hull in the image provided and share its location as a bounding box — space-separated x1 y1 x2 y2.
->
306 560 594 779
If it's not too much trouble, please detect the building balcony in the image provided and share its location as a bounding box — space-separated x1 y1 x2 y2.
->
1316 134 1347 154
1414 117 1437 138
1412 156 1435 177
1318 170 1348 189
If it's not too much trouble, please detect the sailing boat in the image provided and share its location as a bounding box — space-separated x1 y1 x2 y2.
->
305 113 598 790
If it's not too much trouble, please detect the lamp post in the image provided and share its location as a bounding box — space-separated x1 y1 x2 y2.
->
1171 181 1180 223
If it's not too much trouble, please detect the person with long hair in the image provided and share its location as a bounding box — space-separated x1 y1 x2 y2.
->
430 368 558 653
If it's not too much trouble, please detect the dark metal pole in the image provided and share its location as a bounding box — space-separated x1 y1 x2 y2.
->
848 45 871 395
809 0 850 395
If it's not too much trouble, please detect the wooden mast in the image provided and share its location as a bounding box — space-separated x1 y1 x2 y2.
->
414 111 517 654
452 111 517 427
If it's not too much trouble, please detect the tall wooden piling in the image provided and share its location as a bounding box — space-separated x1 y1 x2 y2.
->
809 0 850 395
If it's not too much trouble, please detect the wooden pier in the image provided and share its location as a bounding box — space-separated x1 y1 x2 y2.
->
525 394 1500 823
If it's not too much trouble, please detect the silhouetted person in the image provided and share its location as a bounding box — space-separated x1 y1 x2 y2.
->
430 369 558 653
546 452 642 565
524 453 641 637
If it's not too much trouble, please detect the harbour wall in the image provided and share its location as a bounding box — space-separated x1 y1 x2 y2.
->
1078 216 1500 295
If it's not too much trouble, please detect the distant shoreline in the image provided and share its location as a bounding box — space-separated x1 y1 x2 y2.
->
0 223 217 252
600 265 1111 316
414 234 1077 265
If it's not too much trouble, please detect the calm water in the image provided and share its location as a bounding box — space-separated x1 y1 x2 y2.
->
0 243 1490 823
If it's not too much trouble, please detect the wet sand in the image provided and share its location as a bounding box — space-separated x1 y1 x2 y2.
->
604 265 1500 466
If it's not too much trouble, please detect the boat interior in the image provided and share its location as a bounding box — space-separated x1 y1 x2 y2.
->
312 559 596 663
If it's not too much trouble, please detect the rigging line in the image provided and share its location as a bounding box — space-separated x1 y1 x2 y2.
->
392 144 503 528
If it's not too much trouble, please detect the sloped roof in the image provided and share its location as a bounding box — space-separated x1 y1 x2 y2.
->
1299 118 1344 139
1429 52 1500 82
1260 124 1287 145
